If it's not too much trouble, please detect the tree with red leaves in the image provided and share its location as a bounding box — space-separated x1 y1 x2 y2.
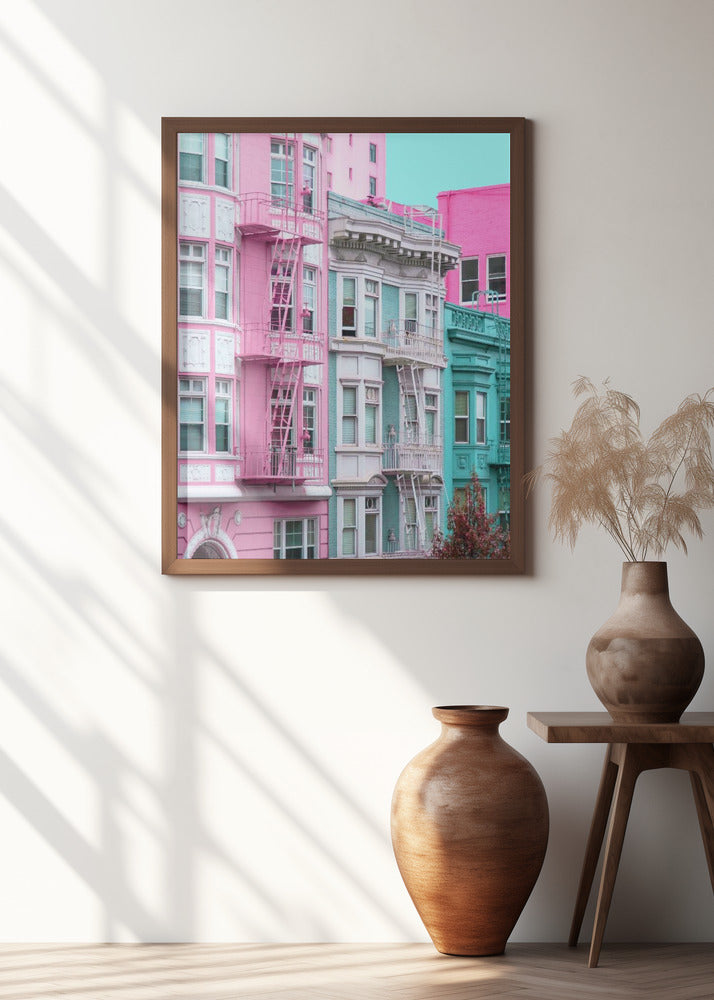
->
431 473 510 559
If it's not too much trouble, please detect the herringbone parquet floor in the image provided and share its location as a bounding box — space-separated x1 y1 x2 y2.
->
0 943 713 1000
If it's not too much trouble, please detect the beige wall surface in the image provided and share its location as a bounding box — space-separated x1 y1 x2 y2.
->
1 0 714 942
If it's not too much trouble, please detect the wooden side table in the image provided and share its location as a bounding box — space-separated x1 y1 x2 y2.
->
527 711 714 968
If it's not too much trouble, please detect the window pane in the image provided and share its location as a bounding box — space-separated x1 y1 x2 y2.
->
180 134 204 154
342 529 356 556
365 512 377 554
215 159 229 188
342 417 356 445
365 405 377 444
215 133 230 158
343 499 356 527
343 278 356 304
343 387 356 415
405 293 417 319
455 391 469 417
180 398 203 423
215 425 229 452
364 296 376 337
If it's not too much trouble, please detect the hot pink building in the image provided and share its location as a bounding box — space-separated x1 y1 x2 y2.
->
438 185 510 318
177 131 384 560
325 133 386 204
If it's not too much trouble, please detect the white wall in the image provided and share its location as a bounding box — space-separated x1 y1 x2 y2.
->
2 0 714 943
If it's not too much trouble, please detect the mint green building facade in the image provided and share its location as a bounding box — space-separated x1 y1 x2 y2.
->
443 302 511 526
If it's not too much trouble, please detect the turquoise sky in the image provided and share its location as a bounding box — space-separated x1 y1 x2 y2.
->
386 133 510 208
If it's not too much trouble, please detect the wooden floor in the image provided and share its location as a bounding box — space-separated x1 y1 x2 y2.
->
0 943 713 1000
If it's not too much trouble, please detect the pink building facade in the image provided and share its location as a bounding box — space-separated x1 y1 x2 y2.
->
438 185 510 318
177 131 385 560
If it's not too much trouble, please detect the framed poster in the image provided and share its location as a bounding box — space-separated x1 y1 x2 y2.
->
162 118 526 575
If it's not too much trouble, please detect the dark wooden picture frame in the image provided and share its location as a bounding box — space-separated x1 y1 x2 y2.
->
162 117 525 575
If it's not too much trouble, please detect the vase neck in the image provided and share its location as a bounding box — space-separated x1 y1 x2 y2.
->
432 706 508 738
620 561 669 597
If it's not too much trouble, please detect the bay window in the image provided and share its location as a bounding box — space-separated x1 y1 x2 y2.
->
179 378 206 451
214 133 231 188
271 139 294 206
214 246 231 321
302 266 316 333
454 390 469 444
179 242 205 317
341 277 357 336
179 133 204 183
341 386 357 444
364 279 379 337
214 379 232 453
302 388 317 452
476 391 487 445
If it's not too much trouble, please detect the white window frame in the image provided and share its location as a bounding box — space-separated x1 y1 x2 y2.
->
302 145 317 212
460 257 479 305
364 384 381 446
270 139 295 206
340 276 357 337
340 383 358 445
273 518 318 560
404 290 418 333
302 387 317 452
214 378 232 453
179 133 205 183
179 377 206 453
214 246 232 321
302 265 317 333
454 389 470 444
179 242 206 317
425 392 439 445
338 495 382 558
364 278 379 338
476 390 487 445
424 494 439 546
214 133 231 189
487 254 507 301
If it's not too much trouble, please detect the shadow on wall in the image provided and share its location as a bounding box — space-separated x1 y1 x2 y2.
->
0 3 418 942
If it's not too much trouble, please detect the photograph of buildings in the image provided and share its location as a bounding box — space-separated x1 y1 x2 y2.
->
176 130 511 560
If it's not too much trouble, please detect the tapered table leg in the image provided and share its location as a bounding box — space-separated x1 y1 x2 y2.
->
687 744 714 894
588 744 640 968
569 744 618 947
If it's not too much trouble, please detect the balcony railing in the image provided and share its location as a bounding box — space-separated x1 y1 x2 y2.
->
381 321 446 368
240 324 324 365
236 192 324 242
382 438 442 474
241 448 324 483
489 440 511 467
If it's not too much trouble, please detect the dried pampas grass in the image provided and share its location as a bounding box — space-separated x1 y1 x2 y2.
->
527 378 714 560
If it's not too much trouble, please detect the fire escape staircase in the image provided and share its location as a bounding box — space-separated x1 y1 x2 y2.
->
267 235 302 477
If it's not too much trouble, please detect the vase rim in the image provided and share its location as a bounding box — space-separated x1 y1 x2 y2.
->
432 705 509 726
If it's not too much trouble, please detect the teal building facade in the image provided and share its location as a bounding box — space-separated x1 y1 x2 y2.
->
443 303 511 525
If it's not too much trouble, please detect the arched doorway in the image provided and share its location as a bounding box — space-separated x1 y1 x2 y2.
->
191 540 228 559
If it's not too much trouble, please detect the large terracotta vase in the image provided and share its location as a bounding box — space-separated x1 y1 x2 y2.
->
390 706 549 956
586 561 704 723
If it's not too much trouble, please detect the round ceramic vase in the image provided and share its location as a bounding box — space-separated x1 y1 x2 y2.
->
390 706 549 957
586 562 704 724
